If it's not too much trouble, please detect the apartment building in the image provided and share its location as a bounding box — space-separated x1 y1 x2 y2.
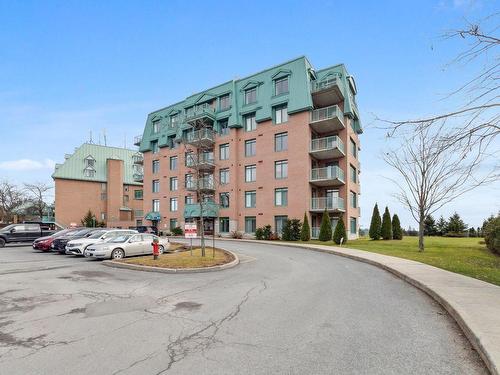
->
136 56 362 239
52 143 144 228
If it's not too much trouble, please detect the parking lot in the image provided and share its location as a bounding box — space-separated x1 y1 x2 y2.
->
0 242 486 375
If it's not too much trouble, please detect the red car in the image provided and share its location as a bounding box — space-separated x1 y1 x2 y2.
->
32 229 79 251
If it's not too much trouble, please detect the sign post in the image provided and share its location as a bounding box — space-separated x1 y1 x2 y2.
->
184 223 197 256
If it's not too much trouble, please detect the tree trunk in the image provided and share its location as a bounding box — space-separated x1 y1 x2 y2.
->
418 215 425 252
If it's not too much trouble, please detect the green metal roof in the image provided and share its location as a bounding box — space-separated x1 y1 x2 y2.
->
52 143 142 186
138 56 362 153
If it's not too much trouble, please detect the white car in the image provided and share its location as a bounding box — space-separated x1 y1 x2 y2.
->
65 229 138 256
85 234 170 260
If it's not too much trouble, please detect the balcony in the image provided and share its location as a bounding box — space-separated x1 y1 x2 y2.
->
186 153 216 171
184 201 219 219
311 76 344 107
309 136 345 160
185 105 216 125
185 177 216 193
310 166 345 187
310 105 344 134
134 135 142 146
132 154 143 164
133 172 144 182
310 197 345 212
186 128 215 148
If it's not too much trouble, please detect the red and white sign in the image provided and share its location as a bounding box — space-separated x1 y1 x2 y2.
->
184 223 197 239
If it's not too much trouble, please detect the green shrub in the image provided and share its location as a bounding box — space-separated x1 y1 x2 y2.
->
318 210 332 241
483 215 500 254
369 203 381 240
171 226 183 236
255 227 264 240
255 225 272 240
300 213 310 241
333 217 347 245
231 230 243 239
282 219 302 241
392 214 403 240
381 206 392 240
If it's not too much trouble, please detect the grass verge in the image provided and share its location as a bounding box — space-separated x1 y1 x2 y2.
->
301 237 500 286
119 247 233 269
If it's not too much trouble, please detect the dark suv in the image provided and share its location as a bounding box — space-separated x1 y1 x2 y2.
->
51 228 99 254
0 224 57 247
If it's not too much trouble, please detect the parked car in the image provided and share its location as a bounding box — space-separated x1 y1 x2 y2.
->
65 229 138 256
131 226 159 235
85 234 169 260
0 223 58 247
51 228 100 254
32 228 79 251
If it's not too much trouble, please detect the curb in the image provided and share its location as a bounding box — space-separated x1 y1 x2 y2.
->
204 238 499 375
102 249 239 274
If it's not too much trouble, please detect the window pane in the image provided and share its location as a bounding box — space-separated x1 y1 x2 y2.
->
245 114 256 132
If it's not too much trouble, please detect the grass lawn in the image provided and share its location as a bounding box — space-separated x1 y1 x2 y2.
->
305 236 500 286
119 247 233 269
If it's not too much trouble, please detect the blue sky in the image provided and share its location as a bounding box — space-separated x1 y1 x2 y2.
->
0 0 498 228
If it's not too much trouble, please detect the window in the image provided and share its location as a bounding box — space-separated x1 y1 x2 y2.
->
134 210 143 218
245 216 256 233
185 195 194 204
219 143 229 160
350 191 357 208
152 179 160 193
275 188 288 206
274 104 288 124
218 118 229 136
350 138 357 158
350 217 357 235
245 87 257 104
170 197 178 212
170 156 178 170
350 165 357 183
152 120 160 133
134 190 143 200
220 192 230 208
244 113 257 132
151 140 159 153
245 139 256 157
185 174 193 189
220 168 229 185
152 199 160 212
185 151 194 167
275 160 288 179
275 215 288 236
100 192 107 200
275 77 289 96
170 177 178 191
219 94 230 111
84 169 95 178
170 114 179 128
245 165 256 182
245 191 256 208
219 217 230 233
85 156 95 168
152 160 159 174
274 132 288 152
170 219 178 230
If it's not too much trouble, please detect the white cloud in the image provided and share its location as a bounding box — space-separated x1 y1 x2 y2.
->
0 158 56 171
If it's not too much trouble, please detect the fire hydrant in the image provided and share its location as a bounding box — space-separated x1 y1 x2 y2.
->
152 238 160 260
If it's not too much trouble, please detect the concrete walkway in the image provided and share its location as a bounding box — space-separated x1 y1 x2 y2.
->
206 238 500 375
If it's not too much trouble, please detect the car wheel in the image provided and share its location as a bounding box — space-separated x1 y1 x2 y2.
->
159 245 164 254
111 248 125 260
0 238 5 248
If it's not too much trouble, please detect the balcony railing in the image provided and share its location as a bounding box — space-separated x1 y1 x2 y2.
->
310 105 344 133
310 77 344 107
186 153 215 168
185 105 216 123
133 135 142 146
310 136 345 159
133 172 144 182
311 197 345 211
311 105 343 123
311 76 342 93
185 177 215 191
132 154 144 164
310 166 345 186
186 128 215 147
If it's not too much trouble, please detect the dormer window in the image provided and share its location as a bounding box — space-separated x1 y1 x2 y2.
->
219 94 230 111
84 167 95 178
152 120 160 133
275 77 289 96
170 114 179 128
84 155 95 168
245 87 257 104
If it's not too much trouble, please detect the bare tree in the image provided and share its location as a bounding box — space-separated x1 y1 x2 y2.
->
383 123 497 251
182 114 219 257
24 182 53 220
0 181 26 223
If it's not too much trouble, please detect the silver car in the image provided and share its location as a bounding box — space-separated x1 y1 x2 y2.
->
65 229 138 256
85 234 170 260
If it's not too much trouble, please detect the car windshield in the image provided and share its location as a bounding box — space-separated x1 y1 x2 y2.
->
54 229 73 237
67 229 87 237
88 230 107 239
108 235 133 243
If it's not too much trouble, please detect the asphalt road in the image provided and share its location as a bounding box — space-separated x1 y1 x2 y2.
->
0 241 487 375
